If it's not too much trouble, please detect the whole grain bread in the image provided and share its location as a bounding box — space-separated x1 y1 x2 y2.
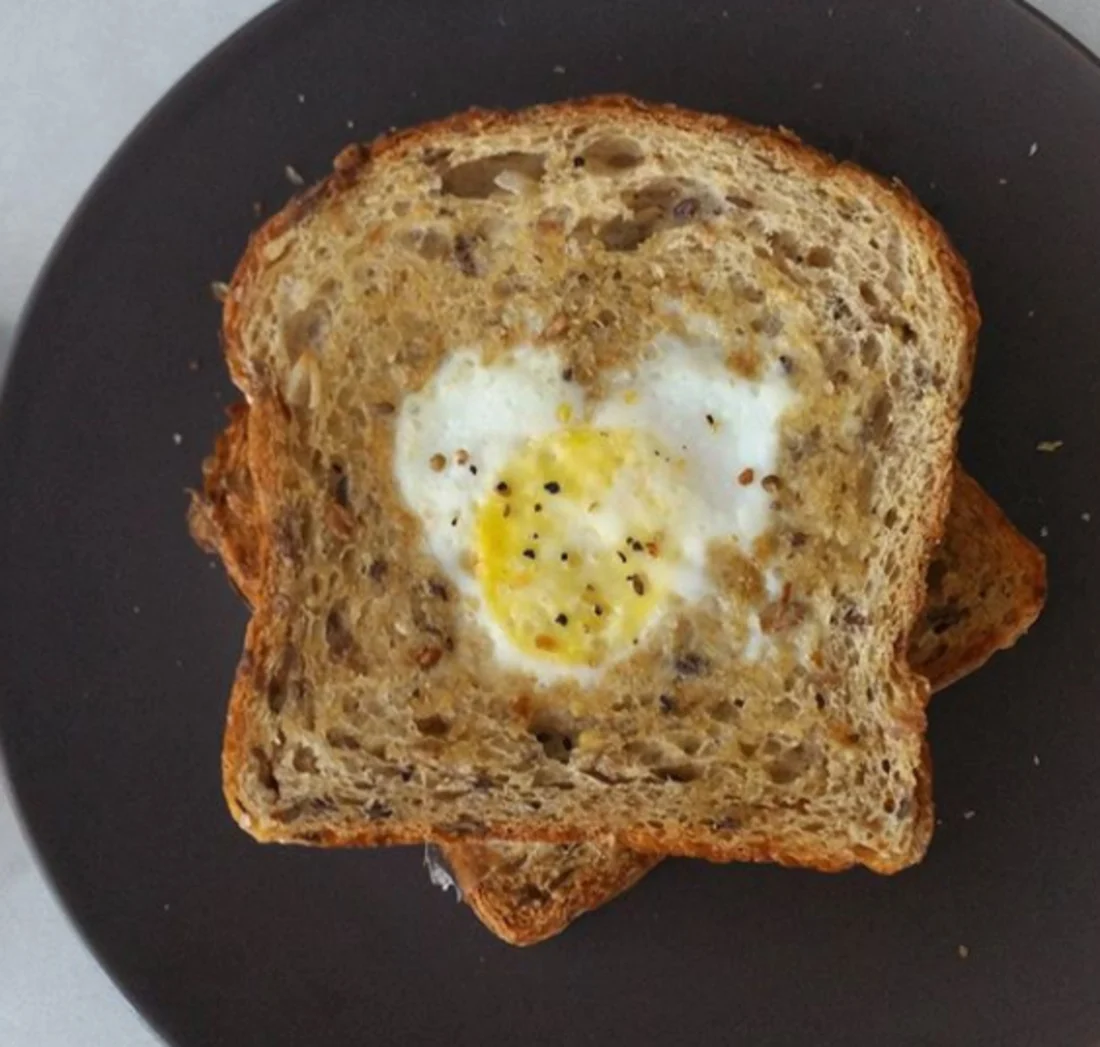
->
207 96 978 872
192 408 1043 943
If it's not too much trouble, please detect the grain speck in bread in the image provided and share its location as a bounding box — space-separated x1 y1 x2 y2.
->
207 97 980 873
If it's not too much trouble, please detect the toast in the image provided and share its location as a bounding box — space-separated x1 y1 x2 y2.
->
192 408 1044 943
206 97 978 874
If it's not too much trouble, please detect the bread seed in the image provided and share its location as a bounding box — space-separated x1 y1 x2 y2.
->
415 646 443 669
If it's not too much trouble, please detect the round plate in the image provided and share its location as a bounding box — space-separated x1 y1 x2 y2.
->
3 2 1099 1044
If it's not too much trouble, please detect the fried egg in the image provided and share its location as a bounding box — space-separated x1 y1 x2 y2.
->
394 325 794 683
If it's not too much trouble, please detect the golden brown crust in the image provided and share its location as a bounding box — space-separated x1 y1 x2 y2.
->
212 96 980 873
187 403 258 596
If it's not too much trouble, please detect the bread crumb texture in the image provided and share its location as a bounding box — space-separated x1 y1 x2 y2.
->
214 97 979 873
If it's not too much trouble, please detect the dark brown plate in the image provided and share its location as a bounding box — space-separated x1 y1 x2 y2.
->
2 1 1099 1044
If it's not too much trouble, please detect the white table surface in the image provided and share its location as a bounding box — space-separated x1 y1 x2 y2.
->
1 1 1098 1044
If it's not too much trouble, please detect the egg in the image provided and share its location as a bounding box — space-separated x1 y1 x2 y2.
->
394 321 795 683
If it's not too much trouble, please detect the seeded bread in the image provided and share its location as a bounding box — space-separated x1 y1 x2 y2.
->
191 409 1043 943
208 96 978 872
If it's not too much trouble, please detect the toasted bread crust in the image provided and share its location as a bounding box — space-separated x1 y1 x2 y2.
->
192 408 1042 941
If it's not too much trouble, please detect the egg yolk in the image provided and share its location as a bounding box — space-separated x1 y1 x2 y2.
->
473 425 680 668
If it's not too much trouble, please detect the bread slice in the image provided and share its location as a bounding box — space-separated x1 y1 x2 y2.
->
192 408 1044 943
210 96 978 872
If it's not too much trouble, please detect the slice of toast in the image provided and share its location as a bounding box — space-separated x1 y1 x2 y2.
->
191 407 1045 944
209 96 979 873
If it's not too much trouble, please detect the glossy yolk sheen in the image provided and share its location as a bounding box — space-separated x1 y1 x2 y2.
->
474 425 681 668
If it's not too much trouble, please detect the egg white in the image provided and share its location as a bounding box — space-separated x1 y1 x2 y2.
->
393 321 795 683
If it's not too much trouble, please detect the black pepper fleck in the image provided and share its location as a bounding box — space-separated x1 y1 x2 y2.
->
534 503 543 512
523 549 536 559
555 613 569 626
562 367 574 381
616 551 628 564
469 465 478 475
631 575 646 596
560 552 569 562
544 481 561 494
495 481 510 495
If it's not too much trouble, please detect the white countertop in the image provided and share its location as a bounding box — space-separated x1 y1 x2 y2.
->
1 2 1097 1044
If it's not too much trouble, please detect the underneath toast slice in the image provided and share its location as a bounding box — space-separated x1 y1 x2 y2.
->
211 97 979 871
191 407 1044 943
